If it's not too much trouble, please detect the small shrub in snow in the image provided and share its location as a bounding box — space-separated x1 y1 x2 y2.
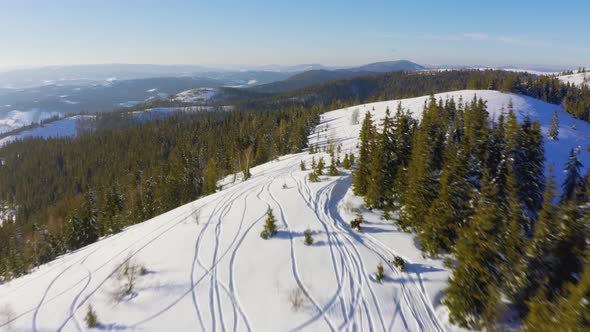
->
260 209 278 239
289 288 305 312
308 172 320 182
392 256 405 271
85 304 98 328
111 258 145 302
299 160 306 171
282 183 288 189
304 229 314 245
375 263 385 283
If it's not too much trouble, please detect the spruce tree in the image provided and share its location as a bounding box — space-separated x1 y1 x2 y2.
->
315 157 325 176
516 166 560 312
548 111 559 140
444 176 503 329
399 97 445 230
421 141 471 255
260 209 278 239
353 112 375 195
515 116 545 234
299 160 306 171
342 153 351 169
328 154 339 176
523 253 590 331
561 148 585 203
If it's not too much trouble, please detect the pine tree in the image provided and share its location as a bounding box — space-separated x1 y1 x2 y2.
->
311 156 316 170
260 209 278 239
353 112 376 195
304 229 313 245
515 166 560 312
444 176 503 329
315 157 325 176
375 263 385 283
399 97 445 230
548 111 559 140
85 304 98 328
328 153 339 176
515 116 545 234
420 141 472 255
299 160 306 171
561 148 585 203
342 153 351 169
523 253 590 331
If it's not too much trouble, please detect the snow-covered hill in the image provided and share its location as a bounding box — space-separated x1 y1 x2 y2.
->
558 72 590 87
0 90 587 332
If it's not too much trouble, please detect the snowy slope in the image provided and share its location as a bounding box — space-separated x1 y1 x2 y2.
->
558 72 590 87
174 88 219 103
0 115 95 147
0 90 586 332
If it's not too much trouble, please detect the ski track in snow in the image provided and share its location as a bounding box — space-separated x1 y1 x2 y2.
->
7 89 576 331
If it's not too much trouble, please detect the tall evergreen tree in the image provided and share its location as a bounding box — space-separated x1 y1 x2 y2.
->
353 111 376 195
548 111 559 140
399 97 445 230
561 148 585 203
444 176 503 329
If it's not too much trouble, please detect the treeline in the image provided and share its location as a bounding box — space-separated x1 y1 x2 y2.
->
232 69 590 124
354 96 589 329
0 105 321 279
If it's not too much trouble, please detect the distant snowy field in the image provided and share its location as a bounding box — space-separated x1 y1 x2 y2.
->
558 72 590 87
0 109 61 134
0 90 587 331
0 115 94 147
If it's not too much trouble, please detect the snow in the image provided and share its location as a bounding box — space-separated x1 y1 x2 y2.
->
174 88 219 103
0 109 61 134
558 72 590 87
118 101 142 108
342 90 590 190
0 90 586 331
0 115 94 147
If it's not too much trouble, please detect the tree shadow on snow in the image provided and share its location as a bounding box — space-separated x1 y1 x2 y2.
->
96 322 129 330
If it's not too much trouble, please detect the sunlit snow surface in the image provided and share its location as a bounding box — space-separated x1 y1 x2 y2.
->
0 90 587 331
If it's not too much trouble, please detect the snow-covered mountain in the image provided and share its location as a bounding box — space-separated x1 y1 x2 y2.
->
0 90 587 331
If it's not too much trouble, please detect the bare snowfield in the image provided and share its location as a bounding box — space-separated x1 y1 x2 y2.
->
558 72 590 87
174 88 219 103
0 90 588 331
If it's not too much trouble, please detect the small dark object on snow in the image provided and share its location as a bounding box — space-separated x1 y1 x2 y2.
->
391 256 405 271
350 214 364 231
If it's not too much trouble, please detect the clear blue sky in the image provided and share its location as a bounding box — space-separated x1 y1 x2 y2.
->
1 0 588 68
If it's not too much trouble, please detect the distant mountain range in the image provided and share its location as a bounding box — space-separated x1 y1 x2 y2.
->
249 60 425 94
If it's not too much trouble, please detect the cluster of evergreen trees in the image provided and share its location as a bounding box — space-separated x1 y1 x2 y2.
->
0 105 321 279
354 96 590 329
